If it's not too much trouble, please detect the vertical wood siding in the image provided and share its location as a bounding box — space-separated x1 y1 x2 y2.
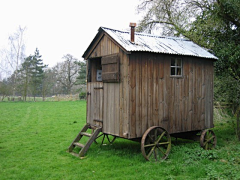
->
102 51 129 137
87 82 104 127
87 33 214 139
87 34 129 137
89 35 120 58
128 52 214 138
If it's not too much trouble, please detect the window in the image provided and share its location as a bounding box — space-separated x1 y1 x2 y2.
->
87 54 120 83
87 58 102 82
171 58 182 77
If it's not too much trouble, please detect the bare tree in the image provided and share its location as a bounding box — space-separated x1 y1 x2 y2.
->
54 54 79 94
0 26 26 96
137 0 214 37
16 55 33 101
41 68 58 100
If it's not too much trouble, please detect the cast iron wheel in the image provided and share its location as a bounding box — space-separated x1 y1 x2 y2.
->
200 129 217 150
141 126 171 161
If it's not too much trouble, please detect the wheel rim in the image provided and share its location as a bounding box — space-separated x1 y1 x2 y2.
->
141 126 171 161
200 129 217 150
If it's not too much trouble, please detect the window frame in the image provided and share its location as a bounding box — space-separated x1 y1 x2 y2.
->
170 58 183 77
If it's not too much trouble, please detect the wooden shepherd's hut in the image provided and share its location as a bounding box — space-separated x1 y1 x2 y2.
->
68 23 217 160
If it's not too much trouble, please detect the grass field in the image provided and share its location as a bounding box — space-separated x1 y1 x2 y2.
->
0 101 239 180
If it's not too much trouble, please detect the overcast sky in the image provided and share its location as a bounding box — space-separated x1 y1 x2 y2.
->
0 0 141 67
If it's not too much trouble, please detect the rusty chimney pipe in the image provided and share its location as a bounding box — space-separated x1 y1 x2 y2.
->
129 22 136 43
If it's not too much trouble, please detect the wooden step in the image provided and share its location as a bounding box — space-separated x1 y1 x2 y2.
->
68 124 89 152
81 132 92 137
73 142 84 148
79 127 102 157
69 152 79 157
68 124 102 158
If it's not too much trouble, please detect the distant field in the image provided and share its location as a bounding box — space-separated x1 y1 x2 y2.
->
3 94 80 102
0 101 239 179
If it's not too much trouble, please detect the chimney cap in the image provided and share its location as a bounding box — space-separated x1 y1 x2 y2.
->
129 22 137 27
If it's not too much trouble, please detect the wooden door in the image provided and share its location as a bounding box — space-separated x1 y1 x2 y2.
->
87 82 104 127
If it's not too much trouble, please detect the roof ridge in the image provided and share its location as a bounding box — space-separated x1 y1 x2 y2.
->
100 26 188 41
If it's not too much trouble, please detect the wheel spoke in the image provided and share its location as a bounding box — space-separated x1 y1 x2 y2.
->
203 136 215 146
147 134 154 143
207 131 212 138
157 146 166 156
144 143 155 148
156 131 166 143
147 147 155 159
207 135 215 142
209 142 215 145
205 143 209 150
154 149 158 161
159 141 170 145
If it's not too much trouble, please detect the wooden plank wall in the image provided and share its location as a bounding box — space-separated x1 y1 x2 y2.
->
87 82 104 127
87 83 93 125
87 34 130 137
87 33 214 139
90 34 120 58
128 52 214 138
104 50 129 137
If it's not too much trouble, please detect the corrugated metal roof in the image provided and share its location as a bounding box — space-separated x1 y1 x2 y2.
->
101 27 217 60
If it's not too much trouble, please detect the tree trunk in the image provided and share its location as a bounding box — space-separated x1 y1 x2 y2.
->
237 110 240 141
42 89 45 102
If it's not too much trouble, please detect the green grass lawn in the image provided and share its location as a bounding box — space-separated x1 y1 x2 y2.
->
0 101 239 180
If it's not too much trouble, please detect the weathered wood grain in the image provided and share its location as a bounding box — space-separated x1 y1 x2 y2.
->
129 55 135 138
141 54 148 136
127 53 214 136
86 34 214 139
